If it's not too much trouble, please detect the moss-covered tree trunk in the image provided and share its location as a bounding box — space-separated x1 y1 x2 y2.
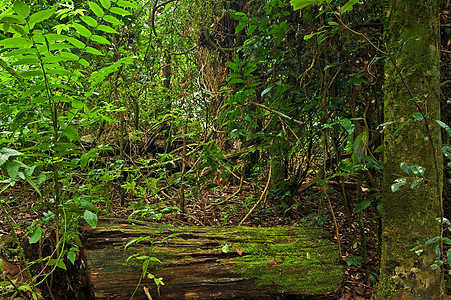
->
377 0 443 299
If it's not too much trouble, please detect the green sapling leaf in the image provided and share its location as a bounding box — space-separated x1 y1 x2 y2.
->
83 210 98 228
13 0 30 19
29 226 43 244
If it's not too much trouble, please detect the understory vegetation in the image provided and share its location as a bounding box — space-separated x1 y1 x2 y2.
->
0 0 450 299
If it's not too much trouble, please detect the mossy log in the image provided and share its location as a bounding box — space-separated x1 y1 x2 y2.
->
81 218 343 300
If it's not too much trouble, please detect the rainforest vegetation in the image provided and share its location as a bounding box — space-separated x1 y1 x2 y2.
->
0 0 450 299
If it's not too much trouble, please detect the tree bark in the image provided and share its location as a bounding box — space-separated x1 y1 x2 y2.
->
377 0 443 298
81 218 343 300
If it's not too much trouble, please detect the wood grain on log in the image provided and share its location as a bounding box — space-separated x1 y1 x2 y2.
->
81 218 343 299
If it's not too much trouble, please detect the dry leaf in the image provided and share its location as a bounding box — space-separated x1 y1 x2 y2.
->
236 247 243 256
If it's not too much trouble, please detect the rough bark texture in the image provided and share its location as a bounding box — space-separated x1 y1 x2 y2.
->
377 0 443 298
81 218 343 300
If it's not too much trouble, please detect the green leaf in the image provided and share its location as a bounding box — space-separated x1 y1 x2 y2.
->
72 99 83 109
66 37 86 49
103 15 123 25
89 2 104 17
228 78 244 84
341 0 359 14
290 0 323 11
29 8 56 26
222 244 229 253
391 178 406 192
110 6 131 15
442 237 451 245
247 24 257 35
49 258 67 270
1 15 26 24
436 120 451 136
412 112 423 121
97 24 117 33
80 15 98 28
29 226 42 244
67 247 79 264
12 57 40 66
63 126 79 142
0 36 31 47
400 162 410 175
73 22 92 38
6 161 20 180
0 148 23 166
85 46 103 55
235 22 247 34
99 0 111 9
410 178 423 189
83 210 97 228
116 0 137 8
354 198 372 214
90 34 110 45
13 0 30 19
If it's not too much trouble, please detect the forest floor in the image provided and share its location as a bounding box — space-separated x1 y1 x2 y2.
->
1 177 449 299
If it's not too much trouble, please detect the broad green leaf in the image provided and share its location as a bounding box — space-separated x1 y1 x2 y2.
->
67 247 78 264
48 258 67 270
85 46 103 55
444 237 451 245
72 99 83 109
1 15 26 24
29 226 42 244
83 210 97 228
290 0 323 10
90 34 110 45
103 15 123 25
63 126 79 142
4 48 35 57
391 178 406 192
12 56 40 66
47 68 75 76
11 24 27 35
436 120 451 136
116 0 137 8
97 24 117 33
29 8 56 26
80 15 98 28
79 59 90 67
73 22 92 38
354 198 371 214
412 112 423 121
13 0 30 19
6 161 19 180
100 0 111 9
66 37 86 49
341 0 359 14
247 24 258 35
20 69 43 77
410 178 423 189
110 7 131 15
89 2 104 17
59 51 80 61
235 21 247 34
49 43 73 51
0 36 31 47
0 148 23 166
228 78 244 84
400 162 410 174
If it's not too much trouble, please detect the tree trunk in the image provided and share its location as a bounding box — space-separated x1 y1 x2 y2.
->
377 0 443 298
81 218 343 300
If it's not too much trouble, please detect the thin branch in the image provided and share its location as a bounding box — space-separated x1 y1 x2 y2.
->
252 102 304 127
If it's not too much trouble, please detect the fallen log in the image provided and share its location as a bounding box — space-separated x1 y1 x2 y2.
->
81 218 343 299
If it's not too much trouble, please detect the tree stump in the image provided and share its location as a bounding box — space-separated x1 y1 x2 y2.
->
81 218 343 299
